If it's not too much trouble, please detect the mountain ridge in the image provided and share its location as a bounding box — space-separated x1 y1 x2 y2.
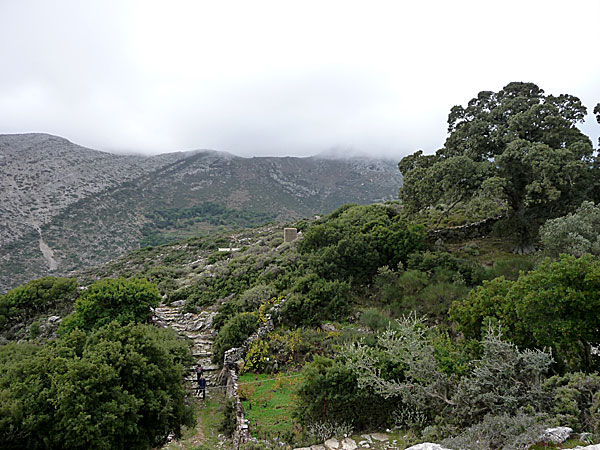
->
1 133 402 292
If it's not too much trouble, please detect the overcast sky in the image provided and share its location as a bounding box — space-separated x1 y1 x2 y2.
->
0 0 598 158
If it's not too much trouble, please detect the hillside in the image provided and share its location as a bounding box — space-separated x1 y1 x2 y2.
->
0 133 401 292
3 203 598 450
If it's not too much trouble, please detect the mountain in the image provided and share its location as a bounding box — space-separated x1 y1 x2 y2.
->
0 133 402 291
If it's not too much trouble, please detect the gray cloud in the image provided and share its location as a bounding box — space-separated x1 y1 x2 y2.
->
1 0 598 159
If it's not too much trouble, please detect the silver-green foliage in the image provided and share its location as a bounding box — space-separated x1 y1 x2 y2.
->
441 413 546 450
342 318 553 427
540 201 600 257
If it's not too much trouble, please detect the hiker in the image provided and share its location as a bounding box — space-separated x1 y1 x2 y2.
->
195 363 203 384
198 375 206 399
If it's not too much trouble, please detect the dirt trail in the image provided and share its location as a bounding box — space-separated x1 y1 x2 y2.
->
29 223 58 270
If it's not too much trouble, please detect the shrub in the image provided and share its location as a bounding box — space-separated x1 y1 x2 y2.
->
540 201 600 257
59 278 160 334
299 204 425 285
442 413 547 450
212 312 260 364
294 356 397 430
0 322 194 450
0 277 78 331
280 274 351 326
542 372 600 434
359 308 394 332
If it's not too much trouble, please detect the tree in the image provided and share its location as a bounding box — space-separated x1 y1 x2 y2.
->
0 277 77 330
0 322 194 450
450 254 600 372
399 82 596 249
59 278 160 334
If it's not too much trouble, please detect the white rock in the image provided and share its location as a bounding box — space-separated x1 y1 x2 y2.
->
360 435 373 443
324 438 340 449
574 446 600 450
405 444 453 450
543 426 573 444
311 446 327 450
341 438 358 450
371 433 390 442
48 315 61 323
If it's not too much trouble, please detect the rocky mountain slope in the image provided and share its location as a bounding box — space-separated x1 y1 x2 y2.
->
0 133 401 292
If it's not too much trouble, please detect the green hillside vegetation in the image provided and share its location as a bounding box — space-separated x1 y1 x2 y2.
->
1 83 599 449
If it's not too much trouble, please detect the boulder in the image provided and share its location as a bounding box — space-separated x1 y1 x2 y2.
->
48 315 61 323
321 323 337 332
341 438 358 450
324 438 340 449
543 426 573 444
405 444 452 450
371 433 389 442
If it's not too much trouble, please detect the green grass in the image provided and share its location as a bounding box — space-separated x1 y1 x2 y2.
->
238 371 304 442
529 438 588 449
164 390 231 450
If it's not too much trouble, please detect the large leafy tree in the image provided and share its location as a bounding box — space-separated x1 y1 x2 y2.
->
450 254 600 372
0 322 194 450
399 82 596 249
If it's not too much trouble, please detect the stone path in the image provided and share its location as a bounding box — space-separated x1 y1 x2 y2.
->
153 300 221 395
295 433 401 450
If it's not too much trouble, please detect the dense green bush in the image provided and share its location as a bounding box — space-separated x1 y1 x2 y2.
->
407 251 486 286
0 277 78 331
299 204 425 284
294 356 398 430
451 254 600 372
213 312 260 364
280 274 351 326
542 372 600 434
0 322 194 450
371 264 469 322
59 278 160 334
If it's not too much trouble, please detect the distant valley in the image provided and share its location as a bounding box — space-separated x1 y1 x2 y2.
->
0 133 402 291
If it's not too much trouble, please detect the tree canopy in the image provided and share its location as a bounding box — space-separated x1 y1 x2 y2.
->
0 277 77 330
59 278 160 334
450 254 600 372
0 322 194 450
399 82 596 248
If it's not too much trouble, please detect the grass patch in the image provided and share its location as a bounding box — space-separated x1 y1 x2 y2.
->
529 438 588 449
238 371 304 442
164 390 231 450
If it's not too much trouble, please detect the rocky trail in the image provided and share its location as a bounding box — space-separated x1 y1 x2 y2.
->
153 300 221 395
